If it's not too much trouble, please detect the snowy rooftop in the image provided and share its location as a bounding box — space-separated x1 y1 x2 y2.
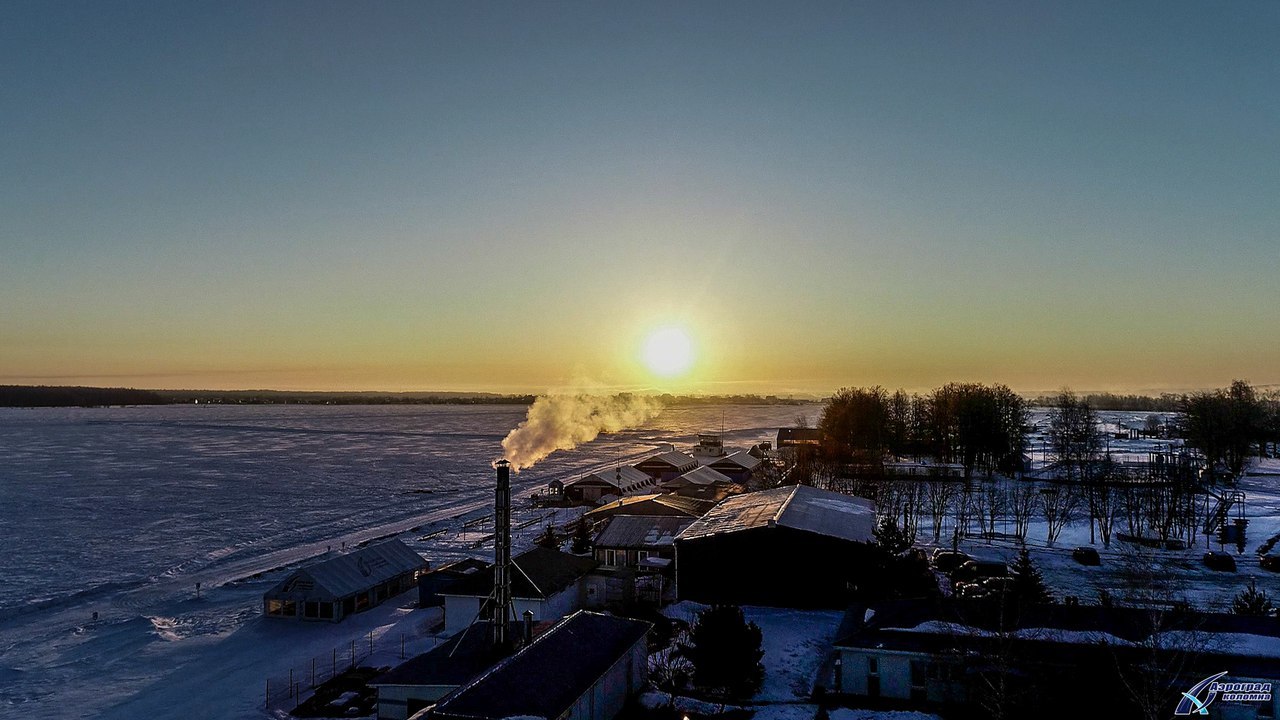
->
594 515 695 549
676 484 875 543
574 465 653 492
665 465 735 487
266 538 426 600
710 450 763 471
638 450 699 469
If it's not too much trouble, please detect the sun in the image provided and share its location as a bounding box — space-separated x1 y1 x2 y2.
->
643 327 694 378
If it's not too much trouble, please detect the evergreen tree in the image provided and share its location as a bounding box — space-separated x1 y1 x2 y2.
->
873 516 912 555
1009 548 1053 605
678 605 764 701
535 524 559 550
1232 579 1274 616
570 517 593 554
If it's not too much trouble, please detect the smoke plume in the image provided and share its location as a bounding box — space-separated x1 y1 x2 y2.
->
501 393 662 471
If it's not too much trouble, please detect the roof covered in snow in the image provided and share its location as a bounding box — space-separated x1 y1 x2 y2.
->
584 493 719 520
594 515 695 549
431 611 650 720
574 465 654 493
662 465 735 488
636 450 699 470
676 484 875 543
265 539 426 601
709 450 763 471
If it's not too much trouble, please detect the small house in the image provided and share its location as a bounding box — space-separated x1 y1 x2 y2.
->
593 515 694 570
658 465 737 500
583 493 718 526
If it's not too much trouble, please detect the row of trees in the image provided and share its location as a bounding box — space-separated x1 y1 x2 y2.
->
818 383 1029 479
1180 379 1280 478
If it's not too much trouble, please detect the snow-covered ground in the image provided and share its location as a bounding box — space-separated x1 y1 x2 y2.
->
0 404 801 719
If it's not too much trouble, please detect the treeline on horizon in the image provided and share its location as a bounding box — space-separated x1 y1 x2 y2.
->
0 385 815 408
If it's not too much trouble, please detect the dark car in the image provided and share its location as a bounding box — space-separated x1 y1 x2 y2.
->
931 549 973 574
1204 551 1237 572
1072 547 1101 566
951 559 1008 583
1262 554 1280 573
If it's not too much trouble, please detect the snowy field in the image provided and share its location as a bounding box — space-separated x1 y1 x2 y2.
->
0 403 801 719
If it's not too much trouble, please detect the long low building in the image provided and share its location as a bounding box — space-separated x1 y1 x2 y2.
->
674 484 876 607
263 539 428 622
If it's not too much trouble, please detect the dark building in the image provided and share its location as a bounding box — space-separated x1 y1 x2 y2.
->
674 484 877 607
425 611 651 720
707 450 763 483
831 598 1280 719
417 558 489 608
776 427 822 448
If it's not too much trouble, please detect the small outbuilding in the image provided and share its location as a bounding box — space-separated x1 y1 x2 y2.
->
424 611 651 720
263 539 428 622
417 558 489 608
674 484 876 607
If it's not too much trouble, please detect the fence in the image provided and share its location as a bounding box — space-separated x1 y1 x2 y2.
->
263 611 444 711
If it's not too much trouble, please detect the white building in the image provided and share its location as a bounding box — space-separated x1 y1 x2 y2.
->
437 547 598 634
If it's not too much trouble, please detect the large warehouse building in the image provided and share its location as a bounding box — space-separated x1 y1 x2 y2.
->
263 539 428 622
673 484 876 607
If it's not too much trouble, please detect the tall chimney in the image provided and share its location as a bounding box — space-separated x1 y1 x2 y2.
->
492 460 513 648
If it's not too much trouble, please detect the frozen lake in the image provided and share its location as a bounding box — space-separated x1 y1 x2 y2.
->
0 402 802 718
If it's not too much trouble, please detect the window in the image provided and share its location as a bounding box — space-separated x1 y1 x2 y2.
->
304 601 320 618
638 551 650 563
909 660 927 702
266 599 285 616
281 600 297 617
605 549 617 566
867 657 879 674
319 602 334 619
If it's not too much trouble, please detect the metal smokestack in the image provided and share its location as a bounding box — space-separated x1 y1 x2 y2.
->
492 460 513 648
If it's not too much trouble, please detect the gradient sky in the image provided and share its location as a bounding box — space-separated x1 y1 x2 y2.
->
2 1 1278 395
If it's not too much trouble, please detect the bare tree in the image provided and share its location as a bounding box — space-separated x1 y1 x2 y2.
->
925 479 957 543
1008 483 1037 542
1039 485 1079 546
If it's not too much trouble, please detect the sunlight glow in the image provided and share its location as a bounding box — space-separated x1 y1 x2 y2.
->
643 327 694 378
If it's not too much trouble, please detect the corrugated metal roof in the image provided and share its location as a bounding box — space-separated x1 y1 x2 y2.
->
710 450 763 471
577 465 655 493
661 465 735 488
594 515 694 549
637 451 698 470
676 485 875 543
583 493 719 521
443 547 597 600
268 539 426 600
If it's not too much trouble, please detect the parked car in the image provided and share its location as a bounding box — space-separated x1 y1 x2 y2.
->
931 549 973 574
980 576 1015 593
1204 551 1237 572
1072 547 1101 566
955 581 989 598
951 559 1008 583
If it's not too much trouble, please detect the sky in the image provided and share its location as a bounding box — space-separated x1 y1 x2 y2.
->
2 1 1278 396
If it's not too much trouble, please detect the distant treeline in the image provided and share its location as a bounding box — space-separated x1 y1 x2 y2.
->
0 385 167 407
0 386 817 408
1027 392 1182 411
